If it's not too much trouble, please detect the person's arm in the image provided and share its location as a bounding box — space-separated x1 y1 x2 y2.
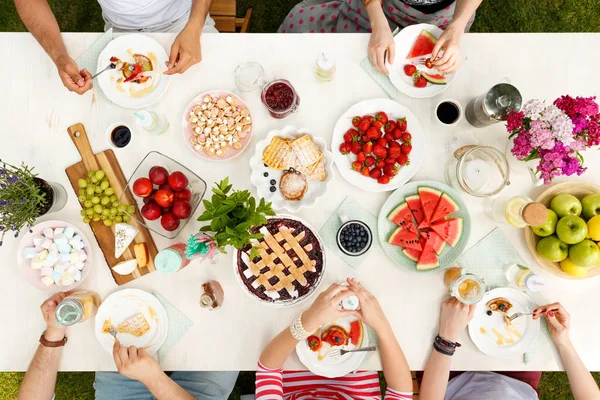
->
113 341 195 400
14 0 92 94
165 0 213 75
18 293 67 400
365 0 395 75
419 298 475 400
347 278 412 393
431 0 482 73
533 303 600 400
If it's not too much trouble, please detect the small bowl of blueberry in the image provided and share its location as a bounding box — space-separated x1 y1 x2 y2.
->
336 217 373 257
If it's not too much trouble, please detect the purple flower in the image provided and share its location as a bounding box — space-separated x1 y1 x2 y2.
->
0 200 6 207
6 176 17 184
511 131 534 160
0 184 5 189
0 226 4 231
20 199 26 203
0 169 6 175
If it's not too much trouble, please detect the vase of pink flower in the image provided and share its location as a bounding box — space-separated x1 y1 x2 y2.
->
505 95 600 185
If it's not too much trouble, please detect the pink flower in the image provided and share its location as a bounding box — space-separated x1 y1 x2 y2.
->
529 120 555 150
511 131 533 160
506 110 524 132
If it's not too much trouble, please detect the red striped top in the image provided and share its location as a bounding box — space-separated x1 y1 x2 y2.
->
256 362 413 400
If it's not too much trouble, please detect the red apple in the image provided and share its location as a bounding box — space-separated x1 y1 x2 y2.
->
172 200 192 219
161 212 180 231
148 166 169 185
154 189 174 208
133 177 153 197
174 189 192 202
168 171 188 192
141 202 161 221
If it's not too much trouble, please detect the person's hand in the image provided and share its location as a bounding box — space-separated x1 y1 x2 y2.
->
533 303 571 346
438 297 475 342
302 283 358 332
368 24 395 75
430 23 463 74
41 292 68 341
164 23 202 75
347 278 390 333
113 341 164 385
55 55 93 95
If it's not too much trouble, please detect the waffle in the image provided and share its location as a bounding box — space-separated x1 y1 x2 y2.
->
297 156 326 182
262 137 291 170
291 135 320 167
117 313 151 337
102 319 114 334
262 135 327 183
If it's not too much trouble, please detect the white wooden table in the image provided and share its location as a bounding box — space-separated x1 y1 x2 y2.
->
1 32 599 372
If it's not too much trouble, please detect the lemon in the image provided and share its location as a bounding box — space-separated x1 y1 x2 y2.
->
505 197 528 228
560 258 589 278
587 215 600 241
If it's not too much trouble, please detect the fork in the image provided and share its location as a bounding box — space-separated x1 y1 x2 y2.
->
108 327 118 340
507 312 533 322
330 346 377 358
91 62 116 80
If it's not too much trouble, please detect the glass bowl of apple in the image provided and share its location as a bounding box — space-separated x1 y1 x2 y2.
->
120 151 207 239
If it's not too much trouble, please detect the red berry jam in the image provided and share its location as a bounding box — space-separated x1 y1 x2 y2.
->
261 79 300 119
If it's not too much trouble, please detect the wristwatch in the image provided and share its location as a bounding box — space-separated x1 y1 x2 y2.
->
39 331 68 348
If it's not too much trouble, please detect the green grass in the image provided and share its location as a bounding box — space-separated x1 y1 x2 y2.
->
1 0 600 398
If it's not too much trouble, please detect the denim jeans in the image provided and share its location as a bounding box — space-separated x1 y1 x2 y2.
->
94 371 239 400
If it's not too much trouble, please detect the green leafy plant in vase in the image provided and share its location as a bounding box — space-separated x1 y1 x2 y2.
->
197 177 275 259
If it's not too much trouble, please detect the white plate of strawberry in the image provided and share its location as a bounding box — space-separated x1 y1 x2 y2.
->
331 98 425 192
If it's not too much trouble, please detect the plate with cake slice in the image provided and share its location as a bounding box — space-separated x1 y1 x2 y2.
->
250 126 335 212
95 289 168 355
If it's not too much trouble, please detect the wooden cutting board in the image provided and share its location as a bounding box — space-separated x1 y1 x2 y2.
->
64 123 158 285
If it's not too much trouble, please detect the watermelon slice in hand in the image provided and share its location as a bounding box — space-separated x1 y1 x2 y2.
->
389 226 422 251
430 193 460 224
418 187 442 223
417 238 440 270
407 30 437 59
431 217 463 247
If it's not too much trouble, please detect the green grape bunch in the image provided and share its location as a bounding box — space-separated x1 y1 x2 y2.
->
77 170 136 227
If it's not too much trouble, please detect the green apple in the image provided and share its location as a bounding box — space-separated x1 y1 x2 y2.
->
531 209 558 237
581 194 600 220
556 215 588 244
550 194 582 218
536 235 569 262
569 239 600 267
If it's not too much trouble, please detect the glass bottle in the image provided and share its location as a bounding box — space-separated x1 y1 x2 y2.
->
315 53 336 81
154 243 191 275
55 290 101 326
487 195 549 228
200 280 224 310
134 110 169 135
506 264 544 292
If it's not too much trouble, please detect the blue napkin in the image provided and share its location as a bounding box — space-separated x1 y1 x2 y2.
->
360 57 398 100
76 29 113 73
154 291 194 363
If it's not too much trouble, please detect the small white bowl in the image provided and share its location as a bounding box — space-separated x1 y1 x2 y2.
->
105 122 132 150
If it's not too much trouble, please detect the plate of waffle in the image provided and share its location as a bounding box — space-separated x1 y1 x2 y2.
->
95 289 167 355
250 126 335 212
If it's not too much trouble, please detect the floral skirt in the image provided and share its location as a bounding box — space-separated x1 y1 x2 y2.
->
278 0 474 33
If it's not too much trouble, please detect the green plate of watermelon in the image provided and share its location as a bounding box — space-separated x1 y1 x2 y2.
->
378 180 470 271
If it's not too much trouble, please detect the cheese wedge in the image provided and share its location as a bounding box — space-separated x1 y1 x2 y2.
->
114 223 139 258
112 259 138 276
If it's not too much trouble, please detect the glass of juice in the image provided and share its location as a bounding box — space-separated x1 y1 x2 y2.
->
261 79 300 119
444 267 486 304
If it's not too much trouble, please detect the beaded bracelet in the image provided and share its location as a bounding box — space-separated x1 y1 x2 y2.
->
290 311 312 341
433 335 461 356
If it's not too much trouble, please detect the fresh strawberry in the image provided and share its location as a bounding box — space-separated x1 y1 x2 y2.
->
372 120 383 130
361 134 369 143
351 116 361 127
369 168 382 180
357 151 366 162
384 164 399 176
377 138 387 148
363 115 374 124
384 120 397 134
414 75 427 88
401 132 412 143
397 117 407 131
401 143 412 155
339 143 350 154
358 119 370 132
375 111 389 124
392 128 403 140
383 133 394 143
366 127 380 140
365 156 376 167
424 58 434 69
388 146 401 159
403 64 417 76
363 141 373 154
351 142 362 154
373 144 387 158
389 141 401 150
343 131 353 143
377 174 391 184
385 157 396 165
351 161 363 171
376 159 385 169
397 153 409 166
361 166 370 177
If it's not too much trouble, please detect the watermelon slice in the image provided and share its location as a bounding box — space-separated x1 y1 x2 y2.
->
349 320 363 347
431 217 463 247
422 72 447 85
416 239 440 270
403 237 426 261
422 230 446 255
430 193 460 223
407 30 437 59
388 202 416 231
405 195 425 225
388 226 422 251
418 187 442 223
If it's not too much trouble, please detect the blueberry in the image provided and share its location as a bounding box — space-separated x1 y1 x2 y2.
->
270 179 276 185
270 186 276 192
486 310 493 316
498 304 506 311
263 172 269 177
264 163 268 167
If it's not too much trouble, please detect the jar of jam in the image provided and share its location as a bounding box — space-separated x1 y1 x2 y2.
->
261 79 300 119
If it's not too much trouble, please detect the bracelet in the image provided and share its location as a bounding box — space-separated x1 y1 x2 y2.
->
433 335 461 356
39 331 68 348
289 312 312 341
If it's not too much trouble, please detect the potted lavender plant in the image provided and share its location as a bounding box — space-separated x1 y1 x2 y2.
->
0 160 67 246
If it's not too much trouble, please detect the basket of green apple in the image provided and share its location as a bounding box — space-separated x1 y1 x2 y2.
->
525 181 600 279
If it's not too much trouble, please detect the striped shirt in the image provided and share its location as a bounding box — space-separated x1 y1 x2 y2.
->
256 362 413 400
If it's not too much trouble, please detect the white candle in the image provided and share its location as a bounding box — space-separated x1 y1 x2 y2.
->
463 159 491 190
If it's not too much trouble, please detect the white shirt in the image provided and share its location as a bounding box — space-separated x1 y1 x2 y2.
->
445 372 538 400
98 0 192 30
